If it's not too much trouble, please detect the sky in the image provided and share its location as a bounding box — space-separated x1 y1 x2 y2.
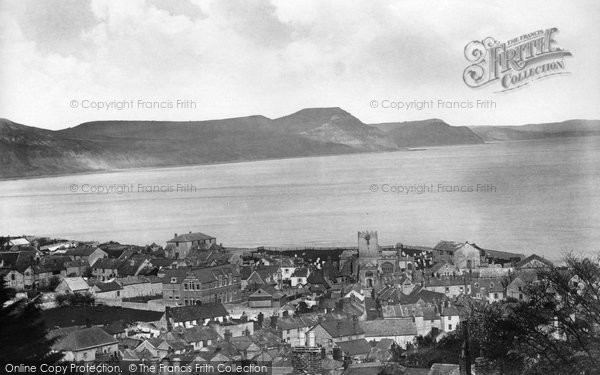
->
0 0 599 130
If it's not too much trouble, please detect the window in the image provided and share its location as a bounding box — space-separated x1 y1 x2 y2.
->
184 284 189 290
449 324 452 330
381 262 394 274
494 293 499 299
445 287 450 293
116 291 120 297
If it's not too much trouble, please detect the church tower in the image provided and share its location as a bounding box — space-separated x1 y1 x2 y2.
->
357 231 381 290
358 231 379 258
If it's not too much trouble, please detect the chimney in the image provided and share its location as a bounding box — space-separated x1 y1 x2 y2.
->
174 233 178 238
165 306 173 332
189 231 192 234
308 331 315 347
298 330 307 345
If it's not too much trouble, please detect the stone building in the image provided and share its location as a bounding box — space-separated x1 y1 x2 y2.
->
161 264 241 305
165 231 217 259
356 231 401 291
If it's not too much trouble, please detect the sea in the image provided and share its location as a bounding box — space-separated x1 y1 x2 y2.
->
1 136 599 262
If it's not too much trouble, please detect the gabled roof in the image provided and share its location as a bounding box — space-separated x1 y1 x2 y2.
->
291 267 309 277
166 302 229 323
8 238 30 246
60 277 90 292
317 320 364 338
335 339 371 356
117 258 149 277
167 232 215 243
470 278 504 293
428 262 455 274
51 327 118 352
516 254 554 269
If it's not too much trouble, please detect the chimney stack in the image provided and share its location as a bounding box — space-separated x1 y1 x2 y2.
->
165 306 172 332
174 233 178 238
224 329 232 342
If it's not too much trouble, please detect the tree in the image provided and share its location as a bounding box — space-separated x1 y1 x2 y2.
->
0 281 62 362
464 254 600 374
46 276 61 291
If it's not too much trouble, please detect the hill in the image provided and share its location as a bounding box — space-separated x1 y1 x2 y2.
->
1 112 598 179
371 119 484 147
470 120 600 142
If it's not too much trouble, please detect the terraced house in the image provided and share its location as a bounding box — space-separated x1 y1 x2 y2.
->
161 264 241 305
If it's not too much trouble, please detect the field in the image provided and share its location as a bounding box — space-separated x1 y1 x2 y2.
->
42 305 163 328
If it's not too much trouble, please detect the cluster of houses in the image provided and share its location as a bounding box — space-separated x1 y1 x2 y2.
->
0 231 557 374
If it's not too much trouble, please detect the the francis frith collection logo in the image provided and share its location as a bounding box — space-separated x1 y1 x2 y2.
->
463 28 572 92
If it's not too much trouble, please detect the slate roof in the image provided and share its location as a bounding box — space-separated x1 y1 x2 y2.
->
167 232 215 243
360 319 418 336
65 259 89 269
291 267 309 277
374 338 394 350
117 258 148 277
433 241 464 253
166 302 229 323
336 338 371 356
471 243 524 260
66 246 100 257
318 320 364 338
51 327 118 351
278 316 319 330
149 258 177 268
93 280 123 292
428 262 455 274
92 258 121 270
180 326 221 343
516 254 554 269
471 279 504 294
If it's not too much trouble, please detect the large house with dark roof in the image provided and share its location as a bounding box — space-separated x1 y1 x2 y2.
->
161 264 241 305
166 231 217 259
